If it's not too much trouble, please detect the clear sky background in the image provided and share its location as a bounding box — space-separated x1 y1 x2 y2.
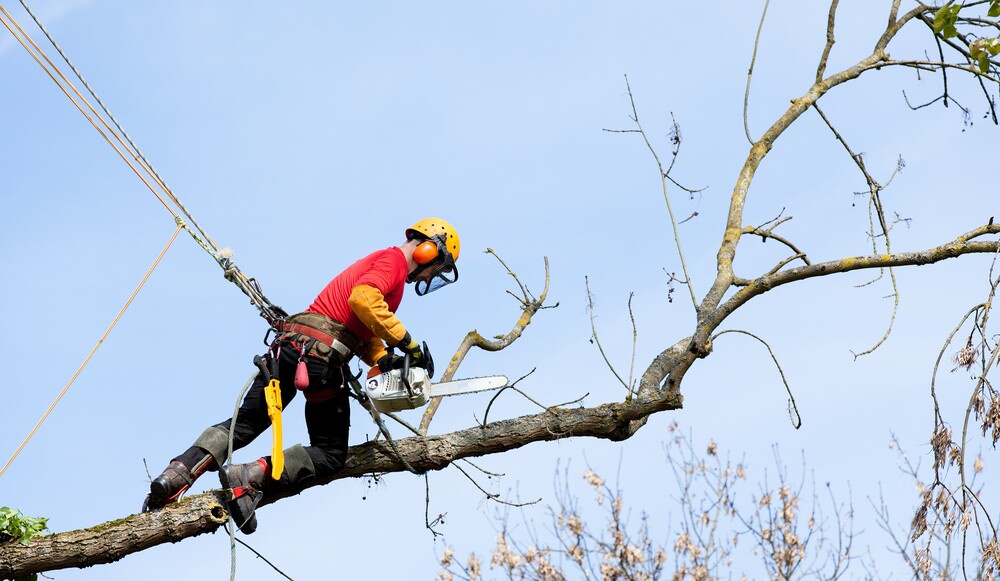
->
1 1 997 579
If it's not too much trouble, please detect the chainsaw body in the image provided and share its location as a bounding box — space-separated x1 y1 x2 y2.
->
365 367 432 413
363 344 508 413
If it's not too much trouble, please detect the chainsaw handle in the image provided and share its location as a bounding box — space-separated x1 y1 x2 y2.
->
421 341 434 379
401 350 412 395
395 341 433 395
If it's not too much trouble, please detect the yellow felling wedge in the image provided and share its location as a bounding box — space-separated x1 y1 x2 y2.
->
264 378 284 479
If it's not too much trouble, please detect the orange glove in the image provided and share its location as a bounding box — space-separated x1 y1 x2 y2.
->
348 284 407 345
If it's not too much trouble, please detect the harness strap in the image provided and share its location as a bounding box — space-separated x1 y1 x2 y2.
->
280 322 353 361
276 312 362 362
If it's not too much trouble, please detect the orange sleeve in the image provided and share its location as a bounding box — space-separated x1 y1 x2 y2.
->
348 284 408 346
358 337 388 367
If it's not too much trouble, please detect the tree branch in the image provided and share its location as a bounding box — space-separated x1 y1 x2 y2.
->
0 493 229 578
745 0 773 143
0 392 683 578
715 226 1000 327
418 251 552 434
816 0 840 82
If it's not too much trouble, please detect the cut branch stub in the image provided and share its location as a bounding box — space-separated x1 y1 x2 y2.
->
418 253 551 434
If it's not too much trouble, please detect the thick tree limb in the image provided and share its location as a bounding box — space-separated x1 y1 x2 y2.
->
0 493 229 578
0 390 682 578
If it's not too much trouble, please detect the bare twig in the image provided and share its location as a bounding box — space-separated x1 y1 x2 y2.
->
712 329 801 429
419 252 551 434
975 73 999 124
451 461 541 508
930 305 985 428
384 411 422 436
740 219 812 271
459 459 505 479
678 211 699 224
585 276 633 397
233 535 295 580
478 373 587 429
816 0 841 82
613 76 699 311
745 0 773 143
480 368 543 426
885 59 1000 82
812 101 902 358
425 474 445 536
870 484 922 578
627 292 638 394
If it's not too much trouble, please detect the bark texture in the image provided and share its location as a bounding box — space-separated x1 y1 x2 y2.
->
0 492 229 579
0 390 684 578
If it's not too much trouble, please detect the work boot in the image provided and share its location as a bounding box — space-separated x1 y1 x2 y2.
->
143 454 216 512
219 458 268 535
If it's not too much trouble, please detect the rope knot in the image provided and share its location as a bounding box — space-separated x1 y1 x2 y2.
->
216 248 237 280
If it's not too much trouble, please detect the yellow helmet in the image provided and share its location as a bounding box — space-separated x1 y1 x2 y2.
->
405 218 461 295
406 218 460 262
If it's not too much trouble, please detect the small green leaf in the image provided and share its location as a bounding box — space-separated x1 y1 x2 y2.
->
934 5 949 33
971 39 985 60
989 1 1000 17
0 507 48 546
934 5 962 38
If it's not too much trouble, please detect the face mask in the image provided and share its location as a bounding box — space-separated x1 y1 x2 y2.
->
414 261 458 296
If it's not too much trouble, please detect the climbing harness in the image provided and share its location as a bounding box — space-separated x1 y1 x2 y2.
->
274 312 361 363
253 313 360 481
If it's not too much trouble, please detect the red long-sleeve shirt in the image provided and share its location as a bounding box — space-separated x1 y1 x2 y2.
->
306 247 408 348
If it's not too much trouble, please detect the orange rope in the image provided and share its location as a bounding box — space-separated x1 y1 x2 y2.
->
0 224 183 479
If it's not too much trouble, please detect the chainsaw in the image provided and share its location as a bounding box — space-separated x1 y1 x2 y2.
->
364 342 507 413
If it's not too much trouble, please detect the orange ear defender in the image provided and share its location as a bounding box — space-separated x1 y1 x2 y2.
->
413 240 439 265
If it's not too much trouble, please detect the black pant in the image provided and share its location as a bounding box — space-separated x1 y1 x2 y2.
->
179 339 351 481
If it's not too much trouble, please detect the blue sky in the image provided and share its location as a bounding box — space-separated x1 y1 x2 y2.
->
2 1 998 578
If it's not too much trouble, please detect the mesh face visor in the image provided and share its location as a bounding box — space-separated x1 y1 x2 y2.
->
414 238 459 296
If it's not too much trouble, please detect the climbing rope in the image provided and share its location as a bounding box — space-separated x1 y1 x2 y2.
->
226 370 259 581
0 224 184 478
17 0 220 255
0 2 285 325
0 3 286 477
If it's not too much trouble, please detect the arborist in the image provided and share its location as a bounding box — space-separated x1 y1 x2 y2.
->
143 218 461 534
